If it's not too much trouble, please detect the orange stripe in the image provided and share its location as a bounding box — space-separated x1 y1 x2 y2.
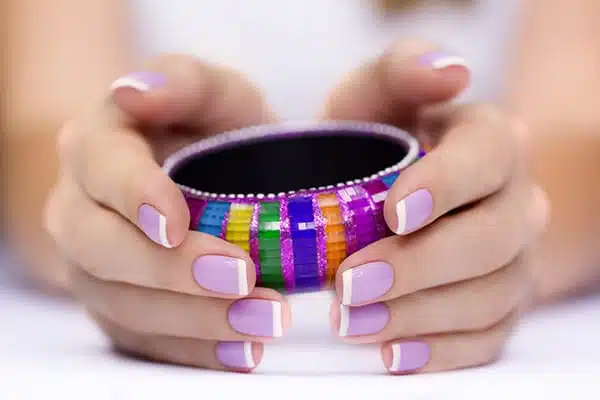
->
317 194 347 286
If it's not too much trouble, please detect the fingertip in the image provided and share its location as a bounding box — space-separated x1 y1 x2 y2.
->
136 179 190 249
381 343 394 372
110 71 169 120
251 342 264 368
216 341 263 372
387 50 470 104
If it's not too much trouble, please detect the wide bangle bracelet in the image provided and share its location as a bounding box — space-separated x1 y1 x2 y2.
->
163 121 423 293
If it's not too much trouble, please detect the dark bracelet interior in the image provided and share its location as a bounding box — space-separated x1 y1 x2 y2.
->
169 130 409 194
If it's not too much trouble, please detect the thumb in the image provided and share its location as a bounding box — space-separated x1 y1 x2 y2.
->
109 54 275 132
322 38 469 129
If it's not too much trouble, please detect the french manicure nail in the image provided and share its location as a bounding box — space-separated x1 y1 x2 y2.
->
339 303 389 337
341 262 394 305
193 255 249 296
228 299 283 338
110 71 167 92
216 341 256 370
395 189 433 234
138 203 172 248
138 204 173 248
389 341 430 373
419 51 468 71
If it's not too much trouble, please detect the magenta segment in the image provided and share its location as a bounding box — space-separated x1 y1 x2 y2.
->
219 202 232 240
362 180 388 238
249 201 262 285
311 194 328 286
338 186 377 251
278 198 295 292
336 188 357 254
184 196 207 230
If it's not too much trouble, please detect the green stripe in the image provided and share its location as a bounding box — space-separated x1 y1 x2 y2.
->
258 202 284 288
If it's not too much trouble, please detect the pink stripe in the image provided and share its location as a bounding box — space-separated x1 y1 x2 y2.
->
249 201 262 285
362 186 386 240
219 203 232 240
279 198 295 292
312 194 328 287
336 189 358 255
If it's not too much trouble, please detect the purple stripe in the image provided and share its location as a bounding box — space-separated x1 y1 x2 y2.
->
311 194 327 287
279 198 295 292
347 186 377 250
362 186 385 241
185 197 207 230
336 189 358 255
249 201 262 286
219 203 232 240
362 180 388 239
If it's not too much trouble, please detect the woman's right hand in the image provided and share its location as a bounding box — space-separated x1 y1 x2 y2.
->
45 54 290 372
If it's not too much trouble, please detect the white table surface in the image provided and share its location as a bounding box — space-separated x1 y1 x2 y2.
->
2 258 599 399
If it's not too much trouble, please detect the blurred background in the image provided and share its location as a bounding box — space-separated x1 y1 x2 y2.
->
2 0 600 397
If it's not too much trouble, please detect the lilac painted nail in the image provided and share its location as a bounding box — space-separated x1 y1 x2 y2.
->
216 341 256 370
228 299 283 338
389 341 430 373
341 262 393 305
339 303 389 337
193 255 249 295
138 204 172 248
418 52 468 70
110 71 167 92
394 189 433 234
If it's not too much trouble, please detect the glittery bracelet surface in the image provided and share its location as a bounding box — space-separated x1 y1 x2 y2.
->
163 121 423 293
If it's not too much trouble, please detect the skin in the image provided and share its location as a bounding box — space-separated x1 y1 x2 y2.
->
4 0 600 373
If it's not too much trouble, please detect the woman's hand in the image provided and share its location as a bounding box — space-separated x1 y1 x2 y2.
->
45 54 290 372
322 40 549 374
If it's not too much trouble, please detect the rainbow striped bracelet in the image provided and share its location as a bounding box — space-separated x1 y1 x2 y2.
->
163 121 424 293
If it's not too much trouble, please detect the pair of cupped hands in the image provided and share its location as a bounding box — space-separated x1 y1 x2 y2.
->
46 40 548 374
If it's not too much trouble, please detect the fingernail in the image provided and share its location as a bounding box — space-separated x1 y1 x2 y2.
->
216 341 256 370
193 255 249 296
138 203 172 248
419 52 467 71
341 262 394 305
395 189 433 234
338 303 389 337
389 341 430 373
110 71 166 92
228 299 283 338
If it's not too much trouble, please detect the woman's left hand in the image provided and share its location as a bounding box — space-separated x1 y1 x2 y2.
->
322 39 549 374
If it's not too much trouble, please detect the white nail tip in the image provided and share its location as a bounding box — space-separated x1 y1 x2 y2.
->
271 301 283 338
339 304 350 337
390 344 403 372
237 260 249 296
341 269 353 305
109 77 151 92
243 342 255 369
395 200 407 235
431 56 468 70
158 214 173 248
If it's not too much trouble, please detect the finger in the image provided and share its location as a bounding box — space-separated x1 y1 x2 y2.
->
336 181 536 305
322 38 469 128
381 311 518 374
48 177 255 298
332 255 528 342
109 53 275 131
57 119 188 248
384 104 521 235
92 312 262 372
71 267 290 341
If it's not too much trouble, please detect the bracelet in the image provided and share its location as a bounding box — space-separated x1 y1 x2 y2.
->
163 121 424 293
